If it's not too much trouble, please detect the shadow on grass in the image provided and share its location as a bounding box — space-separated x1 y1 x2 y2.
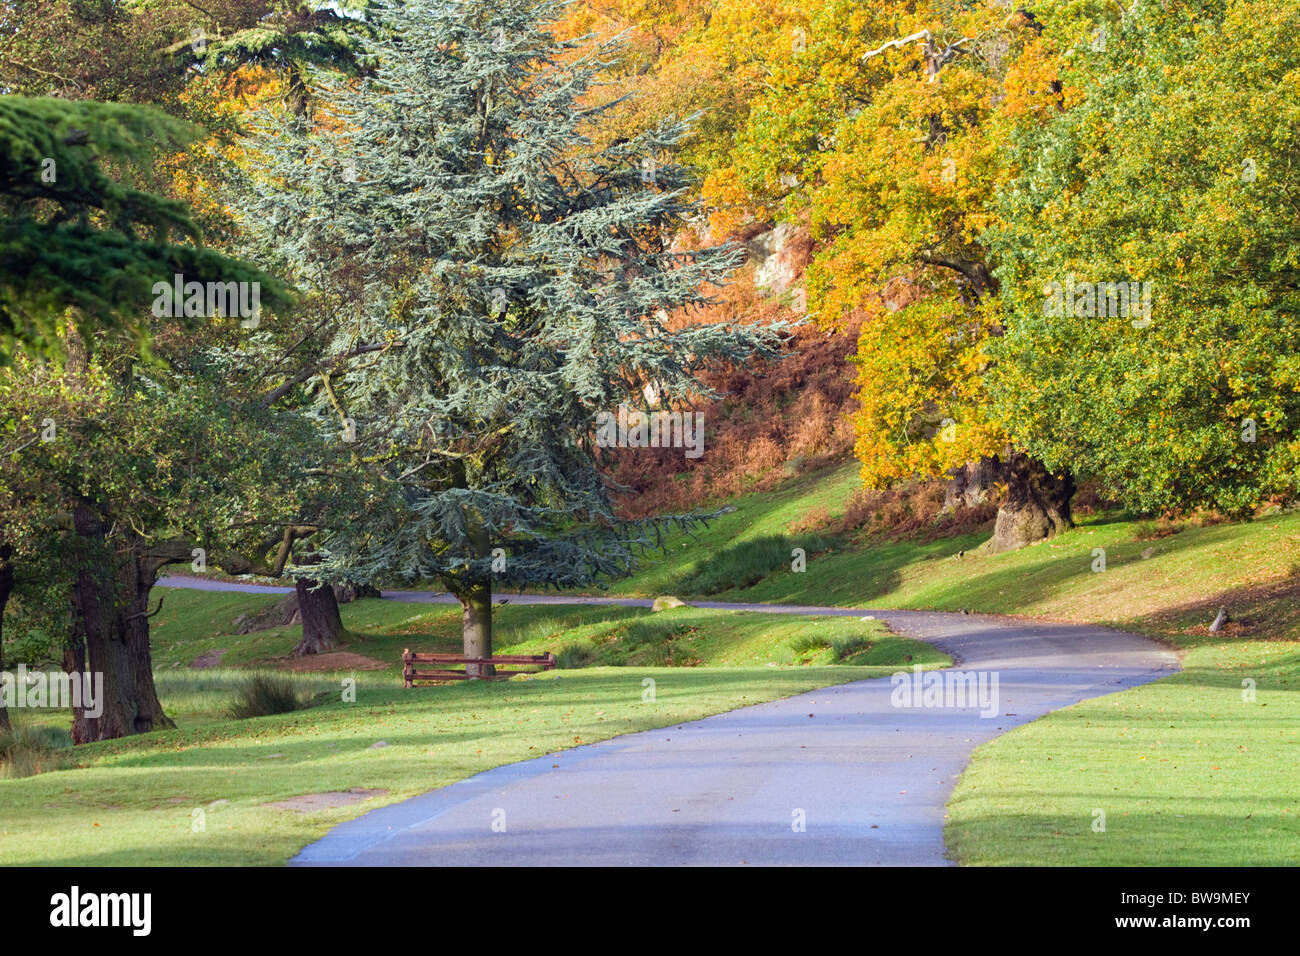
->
947 806 1300 866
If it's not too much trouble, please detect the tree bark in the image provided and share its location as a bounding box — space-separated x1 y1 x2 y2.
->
291 577 347 657
0 544 13 733
943 455 1005 511
455 577 495 679
66 504 174 743
985 452 1075 553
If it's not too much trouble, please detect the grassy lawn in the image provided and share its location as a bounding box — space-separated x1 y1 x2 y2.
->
0 593 945 865
6 462 1299 866
589 462 1300 866
598 462 1300 646
145 587 946 673
946 639 1300 865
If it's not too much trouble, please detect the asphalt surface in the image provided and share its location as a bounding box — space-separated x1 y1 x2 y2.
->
156 575 1179 866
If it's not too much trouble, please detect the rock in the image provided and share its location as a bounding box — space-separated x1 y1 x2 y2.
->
1141 547 1156 559
746 222 812 296
1209 607 1228 633
651 596 689 612
369 740 390 749
232 593 300 634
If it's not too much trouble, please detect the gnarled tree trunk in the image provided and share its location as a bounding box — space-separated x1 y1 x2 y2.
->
292 577 347 657
944 455 1005 511
986 452 1075 553
66 504 174 743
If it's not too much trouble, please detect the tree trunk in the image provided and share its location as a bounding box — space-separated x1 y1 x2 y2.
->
291 577 347 657
66 504 173 743
456 578 495 679
943 455 1005 511
985 453 1075 553
0 544 13 733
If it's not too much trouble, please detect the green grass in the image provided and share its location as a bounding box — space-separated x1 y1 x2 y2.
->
145 587 945 671
673 533 841 595
597 463 1300 648
145 584 951 673
946 640 1300 865
498 605 944 668
0 665 928 866
578 460 1300 866
7 460 1300 866
0 588 945 865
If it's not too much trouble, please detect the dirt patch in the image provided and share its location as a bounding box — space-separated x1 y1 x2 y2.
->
190 648 228 669
279 651 390 673
264 788 389 812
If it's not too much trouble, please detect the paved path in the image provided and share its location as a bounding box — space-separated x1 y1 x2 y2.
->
156 576 1179 866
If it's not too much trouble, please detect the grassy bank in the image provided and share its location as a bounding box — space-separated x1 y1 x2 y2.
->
592 462 1300 865
946 639 1300 865
5 460 1299 866
0 594 944 865
598 463 1300 647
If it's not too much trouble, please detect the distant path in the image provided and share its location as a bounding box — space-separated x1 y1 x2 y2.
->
157 575 1179 865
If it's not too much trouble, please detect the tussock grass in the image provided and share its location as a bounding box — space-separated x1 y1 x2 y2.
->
224 674 311 720
0 724 73 779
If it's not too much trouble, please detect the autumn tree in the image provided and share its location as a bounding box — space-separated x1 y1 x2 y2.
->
587 1 1110 550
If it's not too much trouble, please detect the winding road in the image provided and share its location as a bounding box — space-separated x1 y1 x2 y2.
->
157 576 1179 866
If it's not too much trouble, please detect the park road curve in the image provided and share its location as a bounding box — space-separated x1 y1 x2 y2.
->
156 576 1180 866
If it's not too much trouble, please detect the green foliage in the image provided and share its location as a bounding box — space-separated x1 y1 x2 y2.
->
0 96 291 362
554 643 599 669
239 0 787 601
788 632 830 654
830 634 868 659
986 0 1300 515
0 1 376 106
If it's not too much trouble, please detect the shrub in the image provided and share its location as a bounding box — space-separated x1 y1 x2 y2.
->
225 674 308 720
605 309 861 520
789 634 832 654
1134 517 1184 541
831 635 869 659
